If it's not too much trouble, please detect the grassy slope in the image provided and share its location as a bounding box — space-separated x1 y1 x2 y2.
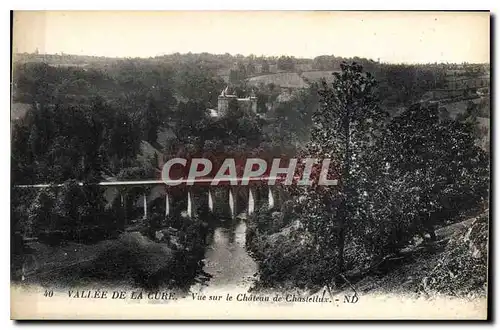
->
338 213 487 298
245 70 338 89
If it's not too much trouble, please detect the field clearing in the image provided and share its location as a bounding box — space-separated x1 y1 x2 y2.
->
442 100 469 119
301 70 339 83
440 97 485 119
246 70 341 89
246 72 308 89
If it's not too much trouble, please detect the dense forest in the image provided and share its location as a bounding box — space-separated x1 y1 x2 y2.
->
11 52 490 294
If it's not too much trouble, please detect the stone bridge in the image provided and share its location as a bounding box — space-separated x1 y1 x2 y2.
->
15 177 287 222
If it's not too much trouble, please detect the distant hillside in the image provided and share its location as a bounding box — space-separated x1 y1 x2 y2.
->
301 70 339 84
247 72 308 89
438 96 489 119
246 70 339 89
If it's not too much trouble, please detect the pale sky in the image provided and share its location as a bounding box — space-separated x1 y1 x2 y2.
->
12 11 490 64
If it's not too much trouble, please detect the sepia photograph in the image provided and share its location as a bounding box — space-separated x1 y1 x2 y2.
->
9 10 491 320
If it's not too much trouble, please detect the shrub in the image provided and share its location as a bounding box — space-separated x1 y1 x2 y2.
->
87 232 175 289
419 212 488 296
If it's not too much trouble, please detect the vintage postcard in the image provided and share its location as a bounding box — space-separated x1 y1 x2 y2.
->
10 10 490 320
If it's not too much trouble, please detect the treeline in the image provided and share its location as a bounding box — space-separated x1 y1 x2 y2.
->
15 51 488 77
14 52 488 112
12 99 144 185
12 60 222 110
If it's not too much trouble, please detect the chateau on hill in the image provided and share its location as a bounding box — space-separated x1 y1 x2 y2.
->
217 86 257 116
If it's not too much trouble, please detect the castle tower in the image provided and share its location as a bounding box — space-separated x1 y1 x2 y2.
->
249 96 257 113
218 95 229 115
217 86 258 116
249 89 257 113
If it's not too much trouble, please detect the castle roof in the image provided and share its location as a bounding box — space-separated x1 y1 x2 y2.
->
220 86 237 98
219 86 258 99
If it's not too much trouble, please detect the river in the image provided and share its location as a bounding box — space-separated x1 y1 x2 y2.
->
190 218 258 293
